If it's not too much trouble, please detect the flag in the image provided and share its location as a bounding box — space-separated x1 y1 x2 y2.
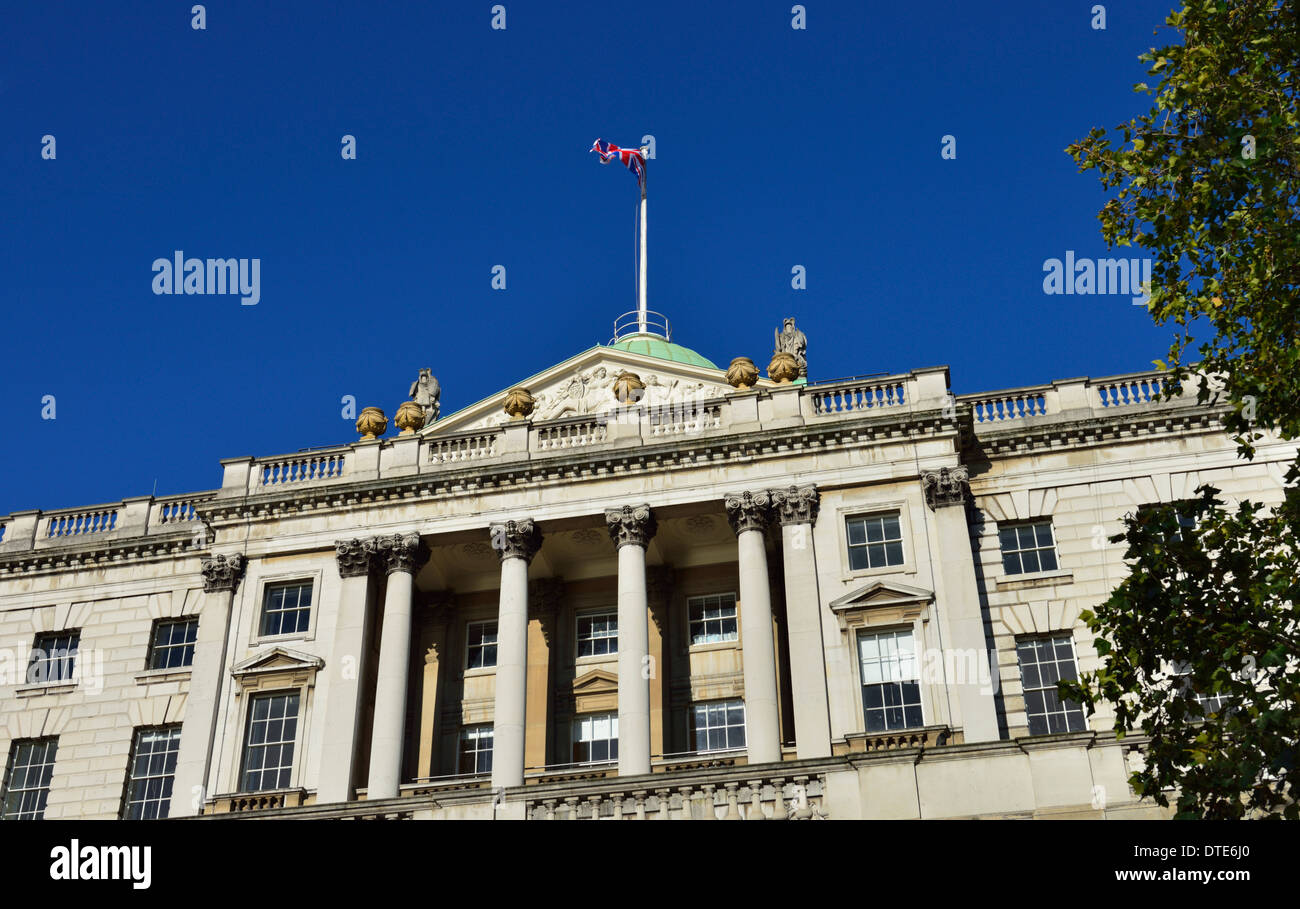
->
591 138 645 188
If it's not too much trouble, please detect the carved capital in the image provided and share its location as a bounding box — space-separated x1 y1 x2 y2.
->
921 467 970 510
605 504 657 549
770 484 820 527
724 490 772 535
335 538 377 578
374 532 428 575
201 553 246 594
491 519 543 563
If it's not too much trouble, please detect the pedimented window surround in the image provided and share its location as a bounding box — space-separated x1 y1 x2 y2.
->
828 581 934 634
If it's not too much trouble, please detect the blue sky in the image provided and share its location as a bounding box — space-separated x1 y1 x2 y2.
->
2 0 1181 512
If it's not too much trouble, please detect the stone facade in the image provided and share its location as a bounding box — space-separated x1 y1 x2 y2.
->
0 348 1292 820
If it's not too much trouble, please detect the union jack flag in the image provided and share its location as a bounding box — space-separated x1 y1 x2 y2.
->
591 138 645 188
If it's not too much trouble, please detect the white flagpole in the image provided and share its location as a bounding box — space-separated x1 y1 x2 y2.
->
638 151 648 334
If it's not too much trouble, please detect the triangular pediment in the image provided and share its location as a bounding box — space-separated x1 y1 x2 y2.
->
830 581 934 611
421 344 772 436
573 668 619 695
230 646 325 677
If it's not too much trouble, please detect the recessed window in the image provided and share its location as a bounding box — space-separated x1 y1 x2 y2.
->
1 738 58 820
240 692 300 792
577 611 618 658
466 621 498 670
260 582 313 637
998 520 1059 575
121 726 182 819
572 713 618 764
458 725 493 775
148 618 199 670
692 700 746 752
688 594 738 645
1016 636 1087 735
28 630 79 684
846 513 905 571
857 629 923 732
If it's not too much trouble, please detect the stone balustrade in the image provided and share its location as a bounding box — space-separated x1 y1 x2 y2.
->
0 368 1205 555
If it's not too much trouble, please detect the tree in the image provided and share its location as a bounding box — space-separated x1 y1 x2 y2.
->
1061 0 1299 818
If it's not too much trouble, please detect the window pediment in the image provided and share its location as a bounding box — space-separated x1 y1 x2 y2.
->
230 646 324 692
829 581 933 631
573 669 619 714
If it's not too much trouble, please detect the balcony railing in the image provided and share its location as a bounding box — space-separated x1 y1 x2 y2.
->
0 368 1202 556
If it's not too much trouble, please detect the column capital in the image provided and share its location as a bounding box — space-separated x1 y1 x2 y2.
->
201 553 246 593
335 538 378 578
374 532 428 575
605 504 657 549
491 519 543 563
921 466 971 510
770 484 820 527
724 490 772 535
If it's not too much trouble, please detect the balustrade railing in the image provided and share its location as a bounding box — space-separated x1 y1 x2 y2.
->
536 417 607 451
45 508 118 538
254 451 347 488
524 771 827 820
963 389 1049 424
1095 374 1167 408
427 430 499 463
808 377 908 415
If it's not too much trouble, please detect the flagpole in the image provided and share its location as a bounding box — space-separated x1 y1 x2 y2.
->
638 153 648 334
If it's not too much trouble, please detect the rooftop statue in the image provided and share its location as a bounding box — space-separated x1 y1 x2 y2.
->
409 368 441 427
774 317 808 379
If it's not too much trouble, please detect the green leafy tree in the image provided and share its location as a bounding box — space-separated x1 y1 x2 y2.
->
1062 0 1299 818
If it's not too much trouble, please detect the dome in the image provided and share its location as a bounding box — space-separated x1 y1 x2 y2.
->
609 335 718 369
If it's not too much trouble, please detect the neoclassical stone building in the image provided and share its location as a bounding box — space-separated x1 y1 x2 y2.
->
0 316 1292 820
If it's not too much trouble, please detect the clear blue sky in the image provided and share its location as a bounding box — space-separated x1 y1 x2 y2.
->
2 0 1180 512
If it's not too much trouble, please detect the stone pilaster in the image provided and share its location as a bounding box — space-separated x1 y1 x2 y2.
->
170 553 246 816
525 578 563 770
646 566 674 761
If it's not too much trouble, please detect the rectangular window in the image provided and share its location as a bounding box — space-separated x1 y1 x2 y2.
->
692 700 746 752
1 738 58 820
1016 636 1087 735
466 621 498 670
147 618 199 670
688 594 738 645
240 692 300 792
998 520 1059 575
1171 664 1231 717
846 513 905 571
121 726 182 820
857 629 923 732
572 713 618 764
576 611 618 658
1138 502 1197 542
260 582 313 637
458 725 493 775
27 630 79 684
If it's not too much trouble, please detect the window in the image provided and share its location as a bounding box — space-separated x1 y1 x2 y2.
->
846 513 905 571
1137 502 1197 542
576 611 618 658
240 692 300 792
692 700 746 752
1016 636 1087 735
147 618 199 670
688 593 738 645
27 630 79 684
998 520 1059 575
458 725 493 775
572 713 618 764
260 582 313 637
1171 663 1231 717
466 621 498 670
2 738 58 819
857 629 923 732
121 727 182 819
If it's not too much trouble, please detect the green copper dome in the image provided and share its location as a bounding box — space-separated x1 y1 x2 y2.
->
609 335 718 369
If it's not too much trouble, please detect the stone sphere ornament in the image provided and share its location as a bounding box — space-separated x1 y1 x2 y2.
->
726 356 759 390
768 352 799 384
356 407 388 440
611 370 646 404
395 400 426 435
503 387 536 420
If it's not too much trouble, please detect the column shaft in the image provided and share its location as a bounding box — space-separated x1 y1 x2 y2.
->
318 565 374 802
616 544 652 775
780 523 832 758
737 528 782 764
493 556 530 788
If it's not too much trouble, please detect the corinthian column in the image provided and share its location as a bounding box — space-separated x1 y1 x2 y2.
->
366 533 427 800
606 504 657 777
169 553 245 817
490 519 542 789
770 485 832 759
318 538 377 803
725 491 782 765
